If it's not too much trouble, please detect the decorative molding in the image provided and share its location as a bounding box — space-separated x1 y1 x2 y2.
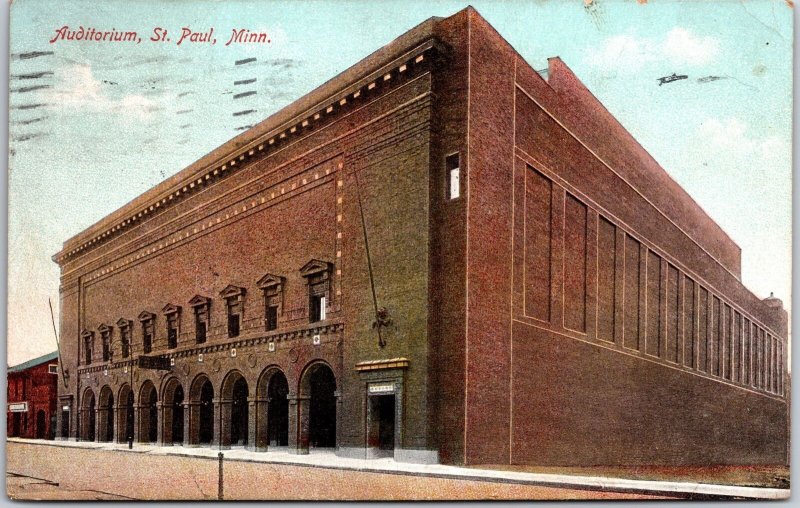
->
355 357 410 372
188 295 212 308
300 259 333 278
116 318 132 328
162 303 182 315
53 39 444 266
219 285 246 300
138 311 156 322
256 273 285 290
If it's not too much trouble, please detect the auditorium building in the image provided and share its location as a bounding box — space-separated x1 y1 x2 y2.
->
53 7 788 466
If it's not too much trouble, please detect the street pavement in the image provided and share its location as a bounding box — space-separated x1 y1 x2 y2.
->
5 439 788 501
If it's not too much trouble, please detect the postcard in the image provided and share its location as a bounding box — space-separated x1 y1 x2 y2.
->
6 0 791 501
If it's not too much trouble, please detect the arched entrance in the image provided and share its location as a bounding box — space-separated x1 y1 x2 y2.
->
138 381 158 443
220 371 249 448
162 378 185 445
298 362 337 453
254 367 289 451
36 410 47 439
268 372 289 446
98 386 114 442
188 374 214 446
81 389 96 442
117 384 134 444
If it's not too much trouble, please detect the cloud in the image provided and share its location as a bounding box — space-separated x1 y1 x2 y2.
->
662 27 720 66
697 117 787 161
43 63 164 119
586 27 720 73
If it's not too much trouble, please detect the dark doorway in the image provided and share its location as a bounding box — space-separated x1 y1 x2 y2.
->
199 380 214 444
267 373 289 446
148 389 158 443
309 366 336 448
230 377 248 446
172 386 185 445
11 413 20 437
36 410 47 439
373 395 395 451
125 391 134 443
87 396 96 442
61 410 70 439
105 394 115 442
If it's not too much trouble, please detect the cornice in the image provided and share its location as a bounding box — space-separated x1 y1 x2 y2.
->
54 37 447 267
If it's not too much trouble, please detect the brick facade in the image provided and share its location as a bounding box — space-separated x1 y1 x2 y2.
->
53 8 788 466
7 352 59 440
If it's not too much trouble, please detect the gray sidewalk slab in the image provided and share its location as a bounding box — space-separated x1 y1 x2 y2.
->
7 437 789 500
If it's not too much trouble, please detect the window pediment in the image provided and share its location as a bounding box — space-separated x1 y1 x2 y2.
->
300 259 333 278
97 323 113 334
138 311 156 322
116 318 132 328
162 303 182 315
256 273 285 290
220 284 246 300
189 295 212 308
80 330 94 339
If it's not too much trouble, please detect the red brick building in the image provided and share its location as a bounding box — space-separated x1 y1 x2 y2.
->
53 8 788 466
7 351 59 440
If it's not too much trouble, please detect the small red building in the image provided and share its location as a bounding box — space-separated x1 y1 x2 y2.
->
7 351 59 440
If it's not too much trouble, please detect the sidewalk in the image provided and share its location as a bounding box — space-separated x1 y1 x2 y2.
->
7 437 789 500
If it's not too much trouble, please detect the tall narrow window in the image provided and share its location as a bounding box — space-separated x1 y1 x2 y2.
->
257 274 285 332
139 312 155 354
446 153 460 200
190 296 211 344
220 286 246 338
162 305 182 349
300 259 333 324
99 324 112 362
142 318 155 354
117 319 132 359
81 331 94 365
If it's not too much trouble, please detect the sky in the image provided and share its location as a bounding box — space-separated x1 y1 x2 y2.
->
6 0 792 366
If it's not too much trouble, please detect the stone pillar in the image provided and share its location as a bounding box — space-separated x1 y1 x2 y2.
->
334 390 342 451
214 398 232 449
185 401 199 447
94 407 101 442
134 404 143 443
77 409 83 441
246 397 258 451
255 397 269 452
111 402 125 443
290 396 311 455
156 401 166 446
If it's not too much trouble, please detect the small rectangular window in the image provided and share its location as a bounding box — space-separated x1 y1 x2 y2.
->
143 326 153 354
446 153 460 200
48 364 58 375
266 305 278 331
227 299 241 337
167 314 179 349
195 308 208 344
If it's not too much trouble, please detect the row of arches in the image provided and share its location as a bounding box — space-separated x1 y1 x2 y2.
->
77 362 337 451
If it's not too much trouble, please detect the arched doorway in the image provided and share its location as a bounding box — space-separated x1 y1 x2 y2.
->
188 375 214 446
138 381 158 443
82 389 96 442
162 378 185 445
268 372 289 446
220 371 249 448
298 362 337 452
98 386 114 442
117 384 134 443
36 410 47 439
